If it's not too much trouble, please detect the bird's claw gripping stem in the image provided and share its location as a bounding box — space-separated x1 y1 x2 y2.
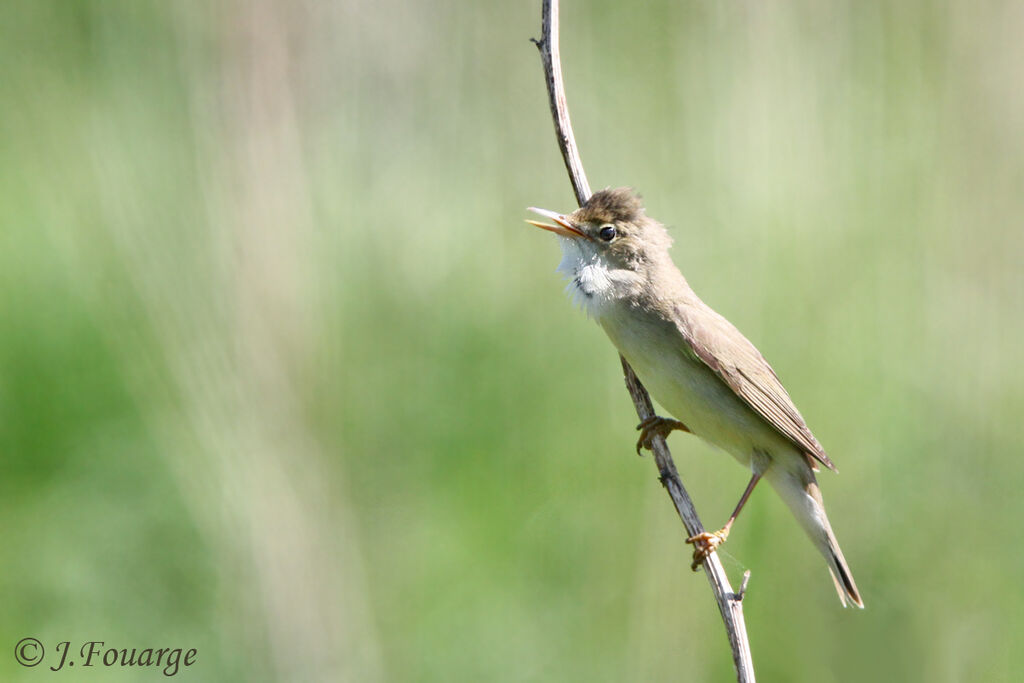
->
635 416 689 455
686 528 730 571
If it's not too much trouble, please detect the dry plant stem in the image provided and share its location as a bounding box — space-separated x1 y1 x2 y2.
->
622 360 755 681
533 1 755 681
530 0 590 205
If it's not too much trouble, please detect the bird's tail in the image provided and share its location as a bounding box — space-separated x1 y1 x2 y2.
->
765 466 864 608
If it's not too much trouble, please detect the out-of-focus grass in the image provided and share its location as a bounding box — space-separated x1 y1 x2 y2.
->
1 1 1022 681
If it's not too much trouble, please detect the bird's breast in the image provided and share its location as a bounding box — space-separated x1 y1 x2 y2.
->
596 302 786 465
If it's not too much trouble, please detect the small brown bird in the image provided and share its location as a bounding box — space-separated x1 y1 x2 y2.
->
528 188 862 608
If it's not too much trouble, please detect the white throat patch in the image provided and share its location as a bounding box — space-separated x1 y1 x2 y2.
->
555 237 618 317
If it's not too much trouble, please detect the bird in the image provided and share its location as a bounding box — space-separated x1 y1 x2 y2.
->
527 187 863 608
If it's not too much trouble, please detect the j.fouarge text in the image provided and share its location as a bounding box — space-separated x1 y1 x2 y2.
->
46 640 197 676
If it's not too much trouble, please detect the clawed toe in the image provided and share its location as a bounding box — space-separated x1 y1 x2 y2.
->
686 529 729 571
635 416 689 455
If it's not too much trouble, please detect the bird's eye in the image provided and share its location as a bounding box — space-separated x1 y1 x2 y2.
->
598 224 617 241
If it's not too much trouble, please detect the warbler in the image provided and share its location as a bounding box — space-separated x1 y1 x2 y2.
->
528 188 862 607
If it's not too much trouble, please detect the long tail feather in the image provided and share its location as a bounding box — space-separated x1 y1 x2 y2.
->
821 512 863 608
765 466 864 608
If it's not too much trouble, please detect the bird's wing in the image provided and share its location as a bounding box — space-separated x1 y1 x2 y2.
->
673 302 836 472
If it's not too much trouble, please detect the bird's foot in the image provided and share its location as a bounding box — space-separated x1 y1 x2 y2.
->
635 416 689 455
686 528 730 571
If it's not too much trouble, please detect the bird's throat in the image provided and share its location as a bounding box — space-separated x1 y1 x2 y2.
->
557 246 615 316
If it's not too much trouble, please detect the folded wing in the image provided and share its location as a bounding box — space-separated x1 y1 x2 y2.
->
673 303 836 472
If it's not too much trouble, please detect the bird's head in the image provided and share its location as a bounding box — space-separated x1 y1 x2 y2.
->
527 188 673 311
528 187 672 271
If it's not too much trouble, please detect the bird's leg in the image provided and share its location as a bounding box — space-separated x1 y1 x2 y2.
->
635 416 690 455
686 473 762 570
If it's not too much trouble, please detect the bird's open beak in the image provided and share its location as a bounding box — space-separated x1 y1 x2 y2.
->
525 207 588 239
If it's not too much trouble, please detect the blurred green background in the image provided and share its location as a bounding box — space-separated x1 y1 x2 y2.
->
2 1 1022 681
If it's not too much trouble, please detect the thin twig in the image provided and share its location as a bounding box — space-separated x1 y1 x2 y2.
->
530 1 590 205
621 360 755 681
532 2 756 681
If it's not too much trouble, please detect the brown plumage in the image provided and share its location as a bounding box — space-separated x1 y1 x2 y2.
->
573 186 646 225
529 188 863 608
671 301 836 473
